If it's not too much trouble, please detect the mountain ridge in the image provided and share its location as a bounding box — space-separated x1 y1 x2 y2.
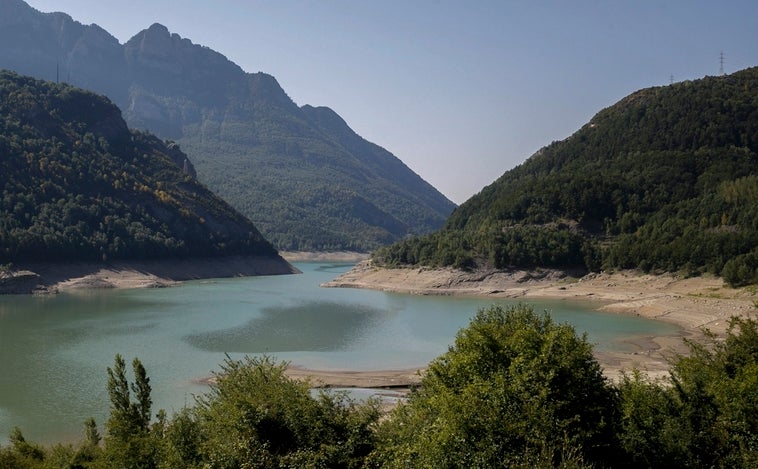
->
0 1 456 251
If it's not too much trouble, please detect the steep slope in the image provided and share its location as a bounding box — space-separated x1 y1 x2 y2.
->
0 1 456 251
376 67 758 286
0 70 285 267
0 0 130 103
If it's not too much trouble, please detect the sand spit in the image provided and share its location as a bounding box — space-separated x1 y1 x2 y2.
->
1 255 299 294
279 251 370 263
193 365 424 395
284 366 423 389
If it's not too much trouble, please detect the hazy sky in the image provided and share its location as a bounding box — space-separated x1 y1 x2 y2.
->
24 0 758 204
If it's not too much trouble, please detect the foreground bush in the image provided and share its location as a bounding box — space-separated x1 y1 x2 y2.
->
193 355 380 468
619 316 758 468
369 304 620 468
3 304 757 468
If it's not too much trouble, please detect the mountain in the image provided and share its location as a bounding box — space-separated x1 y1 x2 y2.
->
0 0 456 251
0 70 289 269
375 67 758 286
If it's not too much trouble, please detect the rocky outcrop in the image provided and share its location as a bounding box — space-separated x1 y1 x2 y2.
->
0 269 45 294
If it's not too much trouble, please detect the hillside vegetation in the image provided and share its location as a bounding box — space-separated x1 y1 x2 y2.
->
0 71 277 263
376 67 758 286
0 3 456 251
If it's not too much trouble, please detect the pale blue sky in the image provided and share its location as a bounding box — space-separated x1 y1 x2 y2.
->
24 0 758 203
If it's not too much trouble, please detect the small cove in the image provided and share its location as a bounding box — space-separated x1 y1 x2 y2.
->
0 262 679 444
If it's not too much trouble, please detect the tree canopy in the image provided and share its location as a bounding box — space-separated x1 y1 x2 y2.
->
370 304 619 468
0 70 277 264
375 67 758 286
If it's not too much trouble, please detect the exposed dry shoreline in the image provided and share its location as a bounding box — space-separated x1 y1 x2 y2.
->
319 260 758 382
4 254 755 389
279 251 370 263
0 255 299 294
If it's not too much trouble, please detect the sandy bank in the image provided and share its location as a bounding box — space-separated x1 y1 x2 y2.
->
323 261 758 381
279 251 370 263
194 366 423 392
285 366 423 389
2 255 299 294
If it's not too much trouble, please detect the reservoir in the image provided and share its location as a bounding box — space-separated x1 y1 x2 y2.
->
0 262 678 444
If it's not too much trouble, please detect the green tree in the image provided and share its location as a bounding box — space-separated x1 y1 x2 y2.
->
102 355 157 468
617 370 689 467
371 304 619 468
618 315 758 468
0 427 46 468
669 317 758 467
157 408 202 469
194 355 380 468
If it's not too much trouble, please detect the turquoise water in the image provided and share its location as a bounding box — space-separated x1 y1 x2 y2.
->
0 262 678 444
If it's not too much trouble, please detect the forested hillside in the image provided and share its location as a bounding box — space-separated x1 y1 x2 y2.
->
0 1 456 251
0 71 278 263
376 67 758 286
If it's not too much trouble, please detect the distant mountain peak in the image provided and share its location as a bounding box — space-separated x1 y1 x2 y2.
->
0 0 456 252
1 0 35 16
126 23 181 58
124 22 243 81
147 22 170 35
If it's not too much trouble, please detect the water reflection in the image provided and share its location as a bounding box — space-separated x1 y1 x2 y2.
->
185 301 384 352
313 263 356 273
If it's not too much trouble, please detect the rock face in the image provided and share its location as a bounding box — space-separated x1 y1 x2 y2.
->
0 269 44 294
0 0 129 102
0 1 456 251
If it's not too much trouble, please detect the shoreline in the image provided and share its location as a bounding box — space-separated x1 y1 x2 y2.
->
196 366 424 390
279 251 370 263
6 255 755 387
0 254 299 294
321 260 757 381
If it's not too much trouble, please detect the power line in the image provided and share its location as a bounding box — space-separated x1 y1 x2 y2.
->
719 51 725 76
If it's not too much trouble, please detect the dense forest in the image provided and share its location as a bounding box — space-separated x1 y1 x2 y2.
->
375 67 758 286
2 304 756 468
0 71 277 264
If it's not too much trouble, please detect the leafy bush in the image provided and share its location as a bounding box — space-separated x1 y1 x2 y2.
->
194 355 380 468
370 304 619 468
723 250 758 287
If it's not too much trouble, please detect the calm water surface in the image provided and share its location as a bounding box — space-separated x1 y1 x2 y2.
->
0 262 678 444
